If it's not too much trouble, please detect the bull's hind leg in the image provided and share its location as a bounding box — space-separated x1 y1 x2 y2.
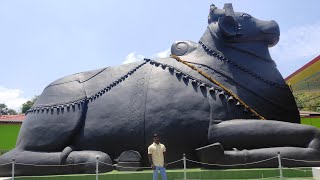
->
200 119 320 168
0 148 113 176
0 102 114 176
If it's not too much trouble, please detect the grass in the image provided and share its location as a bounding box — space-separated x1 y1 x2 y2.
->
0 124 20 150
301 117 320 128
8 168 312 180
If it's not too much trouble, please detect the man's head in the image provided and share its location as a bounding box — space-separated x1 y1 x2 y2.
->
153 134 160 144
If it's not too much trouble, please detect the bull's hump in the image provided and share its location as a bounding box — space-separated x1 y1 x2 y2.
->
32 61 146 110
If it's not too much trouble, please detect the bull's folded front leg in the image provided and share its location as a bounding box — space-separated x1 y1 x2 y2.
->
0 148 114 176
197 119 320 168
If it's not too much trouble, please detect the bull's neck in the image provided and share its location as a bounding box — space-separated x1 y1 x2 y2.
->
195 27 274 64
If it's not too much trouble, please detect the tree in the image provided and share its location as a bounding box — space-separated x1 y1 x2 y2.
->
294 91 320 112
0 104 8 115
21 96 38 114
0 103 17 115
7 109 17 115
0 104 6 109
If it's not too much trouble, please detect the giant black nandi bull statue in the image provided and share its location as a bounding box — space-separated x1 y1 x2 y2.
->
1 3 320 176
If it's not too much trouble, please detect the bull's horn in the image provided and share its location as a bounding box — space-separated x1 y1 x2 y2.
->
210 4 217 12
223 3 235 17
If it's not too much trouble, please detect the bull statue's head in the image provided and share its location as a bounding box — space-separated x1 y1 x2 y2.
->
208 3 280 47
171 3 281 57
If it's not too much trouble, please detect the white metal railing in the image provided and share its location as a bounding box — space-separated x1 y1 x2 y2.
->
0 152 316 179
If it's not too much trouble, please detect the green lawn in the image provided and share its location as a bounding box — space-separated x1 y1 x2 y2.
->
301 117 320 128
0 124 20 150
10 168 312 180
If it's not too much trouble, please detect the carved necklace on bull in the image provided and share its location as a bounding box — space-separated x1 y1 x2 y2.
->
170 50 266 120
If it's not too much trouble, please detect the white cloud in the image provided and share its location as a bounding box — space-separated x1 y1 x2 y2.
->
152 49 170 58
0 86 30 112
122 52 145 64
271 23 320 61
123 49 171 64
270 23 320 76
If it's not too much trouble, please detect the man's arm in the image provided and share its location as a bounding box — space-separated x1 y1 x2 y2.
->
163 145 167 168
148 146 154 169
163 152 167 168
148 154 155 169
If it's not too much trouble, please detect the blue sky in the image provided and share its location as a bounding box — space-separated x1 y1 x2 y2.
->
0 0 319 111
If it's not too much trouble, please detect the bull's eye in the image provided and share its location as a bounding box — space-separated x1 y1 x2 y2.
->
241 13 251 19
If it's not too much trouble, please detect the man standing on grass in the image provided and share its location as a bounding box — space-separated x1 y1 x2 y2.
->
148 134 167 180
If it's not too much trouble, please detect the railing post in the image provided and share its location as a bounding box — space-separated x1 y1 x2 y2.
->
12 158 15 180
96 156 99 180
277 152 283 180
183 154 187 180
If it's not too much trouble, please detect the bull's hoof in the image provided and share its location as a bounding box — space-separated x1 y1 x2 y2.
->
196 142 224 163
65 151 114 174
115 150 141 171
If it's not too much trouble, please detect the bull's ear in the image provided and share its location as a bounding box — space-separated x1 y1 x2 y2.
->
218 16 238 37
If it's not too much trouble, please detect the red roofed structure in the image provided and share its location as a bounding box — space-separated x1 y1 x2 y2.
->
0 115 23 150
285 55 320 92
0 114 25 124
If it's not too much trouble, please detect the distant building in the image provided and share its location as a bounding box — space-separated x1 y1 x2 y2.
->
300 111 320 118
0 115 24 150
285 55 320 127
0 114 25 124
285 55 320 93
